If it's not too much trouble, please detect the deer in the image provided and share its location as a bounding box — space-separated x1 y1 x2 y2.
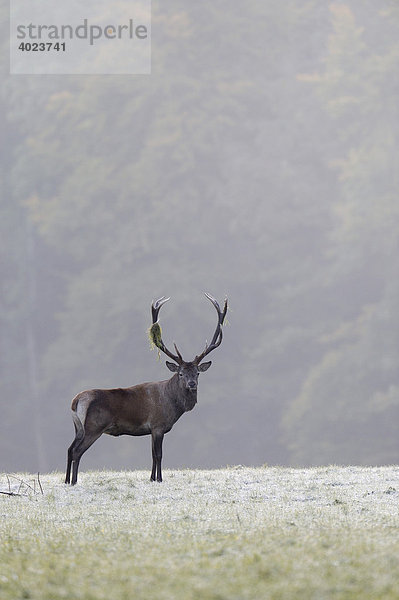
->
65 293 228 485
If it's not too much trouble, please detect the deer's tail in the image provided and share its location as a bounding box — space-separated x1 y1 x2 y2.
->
71 394 90 443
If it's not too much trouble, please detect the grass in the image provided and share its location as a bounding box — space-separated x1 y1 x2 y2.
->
0 466 398 599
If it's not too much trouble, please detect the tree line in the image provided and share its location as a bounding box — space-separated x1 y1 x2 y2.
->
1 1 398 471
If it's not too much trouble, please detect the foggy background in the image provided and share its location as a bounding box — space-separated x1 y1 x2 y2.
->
1 0 398 474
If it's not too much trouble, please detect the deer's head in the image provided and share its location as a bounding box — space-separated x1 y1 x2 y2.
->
150 293 228 393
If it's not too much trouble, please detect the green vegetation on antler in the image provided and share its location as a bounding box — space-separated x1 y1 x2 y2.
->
148 321 162 359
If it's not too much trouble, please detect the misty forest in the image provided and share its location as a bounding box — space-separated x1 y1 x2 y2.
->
1 0 398 475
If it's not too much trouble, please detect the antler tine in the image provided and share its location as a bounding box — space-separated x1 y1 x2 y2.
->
150 297 182 364
204 293 228 324
151 296 170 324
204 292 220 310
195 293 228 364
154 296 170 309
173 343 183 362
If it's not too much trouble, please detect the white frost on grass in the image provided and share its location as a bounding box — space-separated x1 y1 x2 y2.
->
3 465 397 537
0 466 398 600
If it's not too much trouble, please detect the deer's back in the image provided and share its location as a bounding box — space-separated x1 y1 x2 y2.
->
72 381 171 436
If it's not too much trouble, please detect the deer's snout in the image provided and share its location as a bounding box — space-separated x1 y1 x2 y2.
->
187 380 197 390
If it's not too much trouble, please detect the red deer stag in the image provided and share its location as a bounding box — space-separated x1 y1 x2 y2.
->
65 293 228 484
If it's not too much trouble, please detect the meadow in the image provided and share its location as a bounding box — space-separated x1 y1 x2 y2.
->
0 466 398 600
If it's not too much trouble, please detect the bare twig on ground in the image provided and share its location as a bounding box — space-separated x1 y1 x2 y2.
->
0 473 44 497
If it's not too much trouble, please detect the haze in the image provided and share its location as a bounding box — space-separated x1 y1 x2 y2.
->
1 0 398 474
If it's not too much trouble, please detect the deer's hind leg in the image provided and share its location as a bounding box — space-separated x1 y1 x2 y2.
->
70 431 103 485
65 418 84 484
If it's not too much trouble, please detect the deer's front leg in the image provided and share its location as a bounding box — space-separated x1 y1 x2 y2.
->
151 432 164 482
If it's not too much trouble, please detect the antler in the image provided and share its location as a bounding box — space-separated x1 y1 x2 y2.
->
150 297 183 364
195 293 228 364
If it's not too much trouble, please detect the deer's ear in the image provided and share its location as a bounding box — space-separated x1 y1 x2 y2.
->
198 361 212 372
166 361 179 372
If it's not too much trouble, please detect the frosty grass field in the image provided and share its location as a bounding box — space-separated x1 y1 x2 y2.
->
0 466 398 600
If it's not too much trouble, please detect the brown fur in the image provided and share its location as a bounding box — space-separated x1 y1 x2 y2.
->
65 367 200 485
65 294 227 485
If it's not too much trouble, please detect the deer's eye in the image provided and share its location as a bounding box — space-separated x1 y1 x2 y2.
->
179 372 184 377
